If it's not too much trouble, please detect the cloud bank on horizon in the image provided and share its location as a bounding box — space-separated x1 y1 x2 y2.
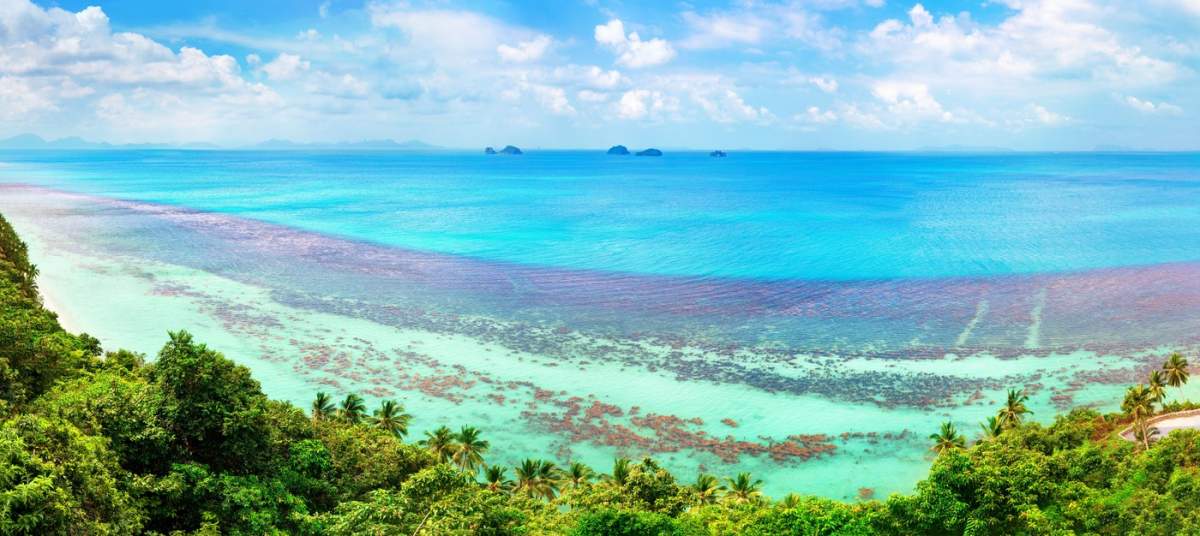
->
0 0 1197 149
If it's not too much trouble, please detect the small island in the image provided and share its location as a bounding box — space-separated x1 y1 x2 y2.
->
500 145 523 155
635 148 663 157
484 147 497 154
606 145 630 155
710 150 727 157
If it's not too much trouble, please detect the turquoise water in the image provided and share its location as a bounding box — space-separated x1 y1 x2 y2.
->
2 150 1199 499
3 150 1200 280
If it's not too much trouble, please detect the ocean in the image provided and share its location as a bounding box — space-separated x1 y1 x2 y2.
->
2 149 1198 499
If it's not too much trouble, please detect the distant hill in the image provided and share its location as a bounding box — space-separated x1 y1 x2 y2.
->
0 133 223 150
914 144 1015 153
251 139 443 151
0 133 443 151
0 134 113 150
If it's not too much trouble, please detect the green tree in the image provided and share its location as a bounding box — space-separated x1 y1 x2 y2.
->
1123 384 1157 450
930 421 966 454
980 415 1004 442
570 509 692 536
337 393 366 424
1164 352 1190 388
311 392 335 423
605 457 633 486
1149 370 1168 404
726 472 764 504
452 426 489 473
514 458 559 500
482 465 513 493
420 425 458 463
0 415 144 534
34 369 174 474
997 388 1031 429
150 330 271 474
369 400 411 437
693 474 724 505
564 462 595 489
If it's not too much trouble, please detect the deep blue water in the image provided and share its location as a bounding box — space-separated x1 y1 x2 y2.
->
2 150 1199 280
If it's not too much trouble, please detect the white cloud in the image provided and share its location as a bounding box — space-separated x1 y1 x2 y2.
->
840 104 888 130
261 53 310 80
679 11 769 49
864 1 1179 86
594 19 676 68
616 89 678 119
526 83 576 115
497 35 552 63
577 89 609 103
0 76 57 119
679 5 843 51
370 6 515 62
306 72 369 98
693 89 772 123
1030 103 1069 125
809 76 838 93
798 106 837 124
1124 95 1183 114
871 81 955 123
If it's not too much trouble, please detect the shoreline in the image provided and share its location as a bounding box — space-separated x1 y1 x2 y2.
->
38 275 82 334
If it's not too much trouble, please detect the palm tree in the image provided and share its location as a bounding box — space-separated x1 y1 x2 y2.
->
481 465 512 493
693 474 724 505
370 400 412 437
1148 370 1168 405
930 421 966 454
604 457 632 486
311 392 335 422
979 416 1003 441
996 388 1031 429
452 426 490 473
420 426 458 463
338 393 367 424
1123 384 1156 450
514 459 559 500
563 462 594 489
779 493 803 508
725 472 763 504
1164 352 1190 388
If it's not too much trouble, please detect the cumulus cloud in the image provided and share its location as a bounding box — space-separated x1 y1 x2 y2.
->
0 76 57 119
865 1 1178 85
497 35 552 63
616 89 678 119
1029 103 1069 125
679 5 844 51
809 76 839 93
679 11 769 49
577 90 608 103
797 106 837 124
871 81 955 123
693 89 773 123
594 19 676 68
261 53 310 80
1124 95 1183 114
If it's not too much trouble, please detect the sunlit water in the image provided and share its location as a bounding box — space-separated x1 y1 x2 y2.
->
2 150 1199 499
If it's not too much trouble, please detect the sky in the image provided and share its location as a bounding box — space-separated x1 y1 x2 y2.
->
1 0 1198 149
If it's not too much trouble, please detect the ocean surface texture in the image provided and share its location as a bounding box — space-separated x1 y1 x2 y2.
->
2 150 1198 499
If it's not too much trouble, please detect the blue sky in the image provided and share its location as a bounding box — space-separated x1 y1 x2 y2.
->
2 0 1198 149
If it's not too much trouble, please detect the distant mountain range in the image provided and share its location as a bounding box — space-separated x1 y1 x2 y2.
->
0 134 443 151
251 139 442 150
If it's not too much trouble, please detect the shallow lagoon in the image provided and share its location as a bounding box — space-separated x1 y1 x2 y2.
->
2 151 1199 499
